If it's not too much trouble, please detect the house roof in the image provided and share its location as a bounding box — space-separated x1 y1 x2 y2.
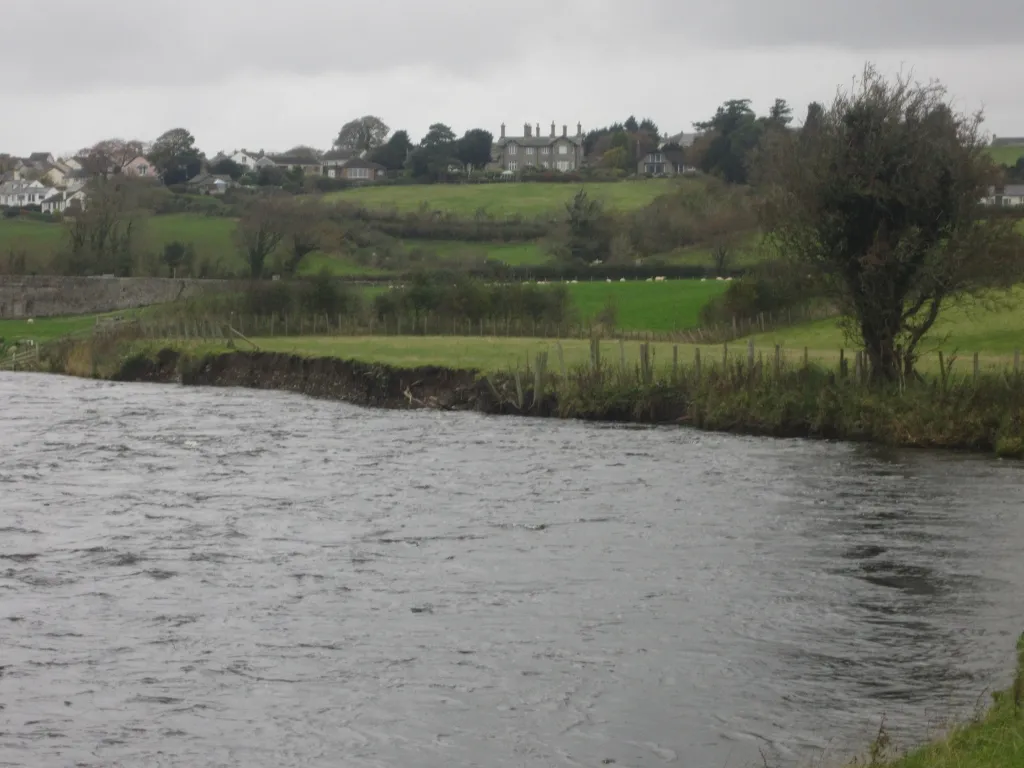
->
494 135 584 149
1002 184 1024 197
267 153 321 166
643 148 686 165
28 152 52 162
342 157 384 170
322 148 356 161
663 132 698 148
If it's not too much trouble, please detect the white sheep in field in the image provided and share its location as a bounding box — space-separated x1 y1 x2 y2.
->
606 278 612 283
701 278 707 282
620 278 626 283
654 276 666 282
645 277 653 283
571 279 579 284
726 277 733 281
26 318 34 324
716 276 725 281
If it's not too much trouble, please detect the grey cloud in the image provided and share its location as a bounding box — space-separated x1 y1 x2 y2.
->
2 0 576 92
679 0 1024 47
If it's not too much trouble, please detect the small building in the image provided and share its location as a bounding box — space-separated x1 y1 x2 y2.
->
982 184 1024 207
0 180 56 207
324 157 385 181
41 189 88 215
267 152 322 176
187 173 236 195
637 148 694 176
121 155 155 178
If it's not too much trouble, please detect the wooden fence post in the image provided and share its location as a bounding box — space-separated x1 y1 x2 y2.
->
722 342 728 369
619 339 626 372
973 352 980 382
803 347 809 371
672 345 678 384
774 345 781 378
556 342 566 377
747 339 755 370
694 347 701 381
839 348 846 378
1015 349 1021 375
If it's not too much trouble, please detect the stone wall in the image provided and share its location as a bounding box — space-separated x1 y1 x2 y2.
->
0 276 245 318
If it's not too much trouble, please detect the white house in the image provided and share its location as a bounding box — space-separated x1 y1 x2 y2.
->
230 150 258 170
983 184 1024 206
41 189 88 215
0 180 57 207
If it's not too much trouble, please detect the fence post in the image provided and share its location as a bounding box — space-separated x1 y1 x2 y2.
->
803 347 809 372
747 339 755 370
973 352 980 382
672 345 678 384
839 348 846 378
619 339 626 372
556 341 566 377
1015 349 1021 375
774 345 781 378
722 342 729 369
694 347 701 381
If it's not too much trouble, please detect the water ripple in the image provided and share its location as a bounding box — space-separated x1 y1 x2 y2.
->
1 371 1024 767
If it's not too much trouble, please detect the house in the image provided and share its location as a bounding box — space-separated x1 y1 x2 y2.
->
40 163 69 188
321 148 357 173
637 148 694 176
662 132 699 149
229 150 259 170
0 180 57 207
41 189 88 215
62 157 84 172
27 152 55 167
254 156 277 170
490 121 586 173
187 173 236 195
325 157 385 181
267 152 322 175
121 155 155 178
982 185 1024 206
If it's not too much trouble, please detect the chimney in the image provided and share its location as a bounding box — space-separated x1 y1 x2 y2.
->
577 122 582 136
500 123 506 139
524 122 531 138
562 125 567 138
535 123 540 138
550 121 556 137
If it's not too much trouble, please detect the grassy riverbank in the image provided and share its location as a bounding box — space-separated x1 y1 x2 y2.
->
868 634 1024 767
40 333 1024 457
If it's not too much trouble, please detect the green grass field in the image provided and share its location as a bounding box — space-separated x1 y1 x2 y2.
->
324 179 686 216
566 279 728 330
746 288 1024 356
987 144 1024 166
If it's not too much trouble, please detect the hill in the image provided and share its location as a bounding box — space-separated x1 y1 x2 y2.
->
323 179 689 216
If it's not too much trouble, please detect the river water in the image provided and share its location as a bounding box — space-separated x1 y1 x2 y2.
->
1 373 1023 768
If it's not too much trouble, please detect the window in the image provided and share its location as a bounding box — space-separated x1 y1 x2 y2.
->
558 144 569 155
507 144 517 155
541 147 550 155
541 161 549 169
526 147 535 155
556 161 570 172
508 161 518 172
347 167 370 179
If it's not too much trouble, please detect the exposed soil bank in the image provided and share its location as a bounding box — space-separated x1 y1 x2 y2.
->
112 348 502 412
41 343 1024 457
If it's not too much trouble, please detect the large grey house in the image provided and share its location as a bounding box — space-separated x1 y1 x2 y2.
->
490 122 585 173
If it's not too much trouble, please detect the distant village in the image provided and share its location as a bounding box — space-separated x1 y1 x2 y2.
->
2 118 1023 215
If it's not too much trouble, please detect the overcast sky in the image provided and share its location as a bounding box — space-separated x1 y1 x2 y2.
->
3 0 1023 157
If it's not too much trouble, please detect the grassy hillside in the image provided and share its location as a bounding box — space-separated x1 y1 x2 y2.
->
323 179 686 216
987 144 1024 166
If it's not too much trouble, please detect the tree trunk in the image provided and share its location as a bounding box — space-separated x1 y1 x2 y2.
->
862 318 902 382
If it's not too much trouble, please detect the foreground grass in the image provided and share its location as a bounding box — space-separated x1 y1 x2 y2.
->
323 179 687 216
869 636 1024 768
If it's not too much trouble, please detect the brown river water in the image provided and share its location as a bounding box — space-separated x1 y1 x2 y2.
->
1 372 1023 767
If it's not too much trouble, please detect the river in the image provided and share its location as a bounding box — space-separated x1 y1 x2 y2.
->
2 372 1023 768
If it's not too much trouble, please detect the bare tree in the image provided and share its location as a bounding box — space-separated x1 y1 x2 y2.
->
235 199 288 279
334 116 390 154
78 139 146 177
759 66 1024 380
278 199 333 276
62 178 148 275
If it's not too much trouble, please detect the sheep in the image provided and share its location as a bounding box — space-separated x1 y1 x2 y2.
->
620 278 626 282
26 318 34 324
646 277 653 283
606 278 612 283
654 276 666 282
